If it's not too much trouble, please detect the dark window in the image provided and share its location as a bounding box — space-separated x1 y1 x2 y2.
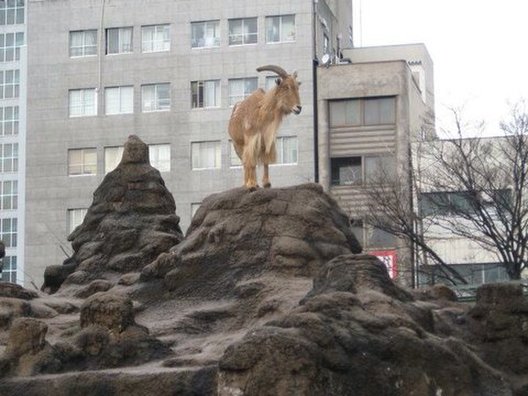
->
331 157 361 186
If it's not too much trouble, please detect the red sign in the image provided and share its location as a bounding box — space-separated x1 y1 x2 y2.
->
370 250 398 278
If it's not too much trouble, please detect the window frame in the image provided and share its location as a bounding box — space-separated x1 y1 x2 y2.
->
191 20 221 49
0 0 25 26
67 208 88 234
141 24 171 53
148 143 171 172
191 79 221 109
68 147 97 176
191 140 222 170
329 96 396 128
228 77 257 106
0 142 18 173
104 146 124 174
69 88 97 117
330 154 395 186
141 83 171 112
106 26 133 55
69 29 97 58
228 17 258 46
0 32 23 62
0 105 18 136
0 217 17 248
105 86 134 115
265 14 296 43
0 179 17 210
274 136 298 165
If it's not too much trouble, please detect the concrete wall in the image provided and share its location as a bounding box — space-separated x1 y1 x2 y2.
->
25 0 324 287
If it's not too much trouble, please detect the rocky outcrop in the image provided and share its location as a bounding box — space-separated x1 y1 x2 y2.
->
1 136 528 395
42 135 183 294
142 184 361 297
218 255 512 396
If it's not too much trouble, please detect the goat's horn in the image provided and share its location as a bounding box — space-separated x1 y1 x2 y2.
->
256 65 289 79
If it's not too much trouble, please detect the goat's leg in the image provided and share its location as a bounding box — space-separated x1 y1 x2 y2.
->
247 166 258 190
263 163 271 188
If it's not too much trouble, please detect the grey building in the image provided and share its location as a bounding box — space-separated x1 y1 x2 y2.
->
0 0 26 286
25 0 353 287
317 44 435 286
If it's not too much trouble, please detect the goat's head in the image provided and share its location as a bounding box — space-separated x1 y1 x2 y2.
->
257 65 302 115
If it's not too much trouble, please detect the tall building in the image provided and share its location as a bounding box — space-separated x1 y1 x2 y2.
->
0 0 26 285
24 0 353 287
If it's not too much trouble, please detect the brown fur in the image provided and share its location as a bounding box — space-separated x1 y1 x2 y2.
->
228 67 301 189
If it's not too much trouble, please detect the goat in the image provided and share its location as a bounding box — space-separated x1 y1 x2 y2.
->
228 65 302 189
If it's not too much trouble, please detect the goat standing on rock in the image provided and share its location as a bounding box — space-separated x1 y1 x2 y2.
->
228 65 301 190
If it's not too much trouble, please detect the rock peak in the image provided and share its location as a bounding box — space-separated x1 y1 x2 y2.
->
120 135 150 165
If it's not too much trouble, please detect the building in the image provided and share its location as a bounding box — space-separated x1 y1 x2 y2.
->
0 0 26 285
316 44 435 286
24 0 353 287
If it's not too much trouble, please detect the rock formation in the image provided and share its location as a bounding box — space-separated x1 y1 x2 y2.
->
0 136 527 395
42 135 183 295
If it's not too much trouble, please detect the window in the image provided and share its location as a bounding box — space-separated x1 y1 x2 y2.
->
228 77 257 106
229 141 242 167
364 156 396 183
276 136 298 165
0 106 18 136
104 146 124 173
266 15 295 43
1 218 16 247
453 263 508 286
364 97 396 125
0 32 23 62
350 218 395 249
149 144 170 172
329 97 396 127
191 141 221 170
191 20 220 48
105 86 133 115
228 17 257 45
106 27 133 54
331 155 394 186
191 80 220 108
69 30 97 57
0 180 17 209
331 157 361 186
0 0 24 25
141 83 170 112
141 24 170 53
420 191 475 217
0 69 19 99
0 142 17 173
67 208 87 234
69 88 97 117
366 227 395 248
68 148 96 176
1 255 16 283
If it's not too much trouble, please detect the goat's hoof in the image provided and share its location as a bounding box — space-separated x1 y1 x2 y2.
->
263 182 271 188
247 185 258 192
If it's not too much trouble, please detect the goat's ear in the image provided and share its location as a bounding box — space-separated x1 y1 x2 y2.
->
275 78 282 86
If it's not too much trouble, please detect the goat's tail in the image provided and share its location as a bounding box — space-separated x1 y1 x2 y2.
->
243 133 262 166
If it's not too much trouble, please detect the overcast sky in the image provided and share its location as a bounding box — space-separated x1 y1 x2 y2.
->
353 0 528 136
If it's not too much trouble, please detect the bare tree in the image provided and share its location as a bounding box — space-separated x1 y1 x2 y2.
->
365 102 528 284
